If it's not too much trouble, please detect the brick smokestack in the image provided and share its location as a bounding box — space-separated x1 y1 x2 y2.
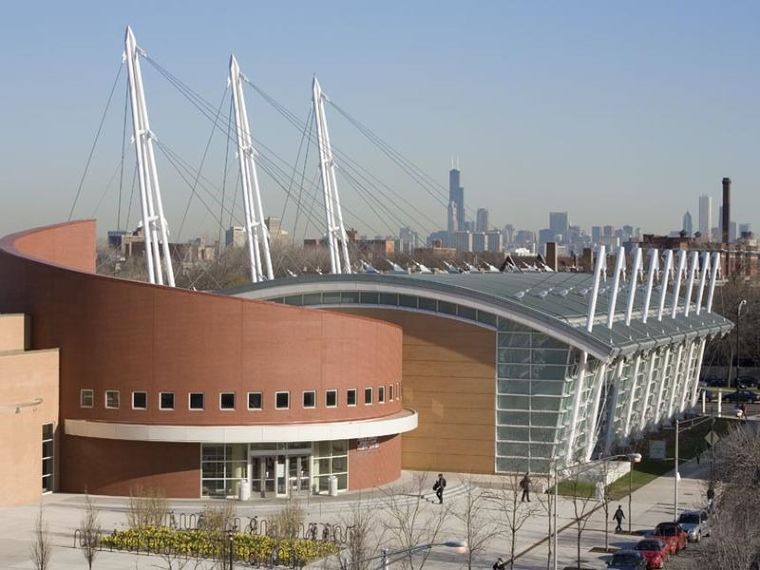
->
722 177 731 244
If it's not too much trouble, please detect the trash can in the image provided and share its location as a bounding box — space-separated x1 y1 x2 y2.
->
238 479 251 501
328 475 338 497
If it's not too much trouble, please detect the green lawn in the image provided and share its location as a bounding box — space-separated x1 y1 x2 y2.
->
554 417 734 499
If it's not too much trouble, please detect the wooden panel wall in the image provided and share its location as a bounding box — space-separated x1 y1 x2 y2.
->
336 309 496 474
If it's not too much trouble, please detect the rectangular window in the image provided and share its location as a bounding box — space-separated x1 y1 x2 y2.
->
247 392 262 410
105 390 120 409
275 391 290 410
132 391 147 410
160 392 175 410
388 384 394 401
347 389 357 407
42 423 54 493
220 393 235 410
364 387 373 405
325 389 337 408
303 390 316 409
189 392 204 410
80 389 94 408
378 386 385 403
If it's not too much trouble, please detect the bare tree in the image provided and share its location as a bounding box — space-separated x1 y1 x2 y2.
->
455 480 502 570
568 472 597 569
126 485 169 529
331 500 386 570
493 473 538 569
381 472 450 570
534 472 555 570
30 507 52 570
80 493 101 570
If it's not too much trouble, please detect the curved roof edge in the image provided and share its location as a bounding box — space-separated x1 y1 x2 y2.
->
228 274 733 362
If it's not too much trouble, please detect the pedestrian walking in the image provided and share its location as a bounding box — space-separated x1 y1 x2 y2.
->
433 473 447 504
519 472 532 502
492 557 506 570
706 484 715 512
613 505 625 532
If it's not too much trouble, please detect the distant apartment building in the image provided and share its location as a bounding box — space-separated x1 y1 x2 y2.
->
698 195 712 239
452 231 473 252
549 212 569 243
472 232 486 252
486 230 503 253
682 211 693 237
225 226 246 248
398 226 420 254
475 208 489 233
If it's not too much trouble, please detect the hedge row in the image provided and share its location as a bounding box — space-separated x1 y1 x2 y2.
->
101 527 337 564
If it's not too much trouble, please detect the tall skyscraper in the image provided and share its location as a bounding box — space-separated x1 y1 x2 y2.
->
549 212 569 243
591 226 602 244
698 195 712 239
682 211 693 236
447 201 459 234
476 208 489 232
448 167 465 231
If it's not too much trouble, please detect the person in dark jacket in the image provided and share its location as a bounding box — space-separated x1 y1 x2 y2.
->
520 473 532 502
433 473 447 504
492 557 506 569
613 505 625 532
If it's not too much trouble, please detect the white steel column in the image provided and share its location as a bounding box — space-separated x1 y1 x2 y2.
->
639 352 658 432
607 247 626 328
652 347 672 425
623 355 642 438
671 249 687 318
695 251 711 315
657 250 673 320
688 338 708 408
587 246 606 332
312 77 352 274
584 362 609 461
565 352 588 463
625 247 642 326
683 251 699 316
641 249 659 323
229 55 274 283
124 26 175 286
706 252 720 312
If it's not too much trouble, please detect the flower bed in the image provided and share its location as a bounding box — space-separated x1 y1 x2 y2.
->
101 527 337 565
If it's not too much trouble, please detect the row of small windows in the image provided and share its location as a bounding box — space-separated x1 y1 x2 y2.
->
80 384 401 411
271 291 498 328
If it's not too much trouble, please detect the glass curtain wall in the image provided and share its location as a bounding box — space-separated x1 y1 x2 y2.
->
201 444 248 497
495 317 575 474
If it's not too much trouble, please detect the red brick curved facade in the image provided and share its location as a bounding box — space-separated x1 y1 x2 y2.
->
0 221 404 497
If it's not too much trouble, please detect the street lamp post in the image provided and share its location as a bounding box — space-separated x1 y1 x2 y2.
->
674 417 680 522
735 299 747 388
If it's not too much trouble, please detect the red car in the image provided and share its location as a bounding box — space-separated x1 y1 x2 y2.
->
651 522 688 554
634 538 670 569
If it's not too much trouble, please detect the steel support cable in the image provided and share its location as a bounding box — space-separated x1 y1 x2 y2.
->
245 78 441 232
290 111 314 245
219 96 234 249
124 163 138 231
90 158 126 217
68 63 124 221
117 79 130 231
177 85 229 241
279 107 313 236
337 167 406 236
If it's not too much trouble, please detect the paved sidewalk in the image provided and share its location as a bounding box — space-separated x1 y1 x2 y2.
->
0 463 711 569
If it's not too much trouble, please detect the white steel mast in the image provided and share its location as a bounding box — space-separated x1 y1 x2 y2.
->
229 55 273 282
124 26 175 286
312 76 352 274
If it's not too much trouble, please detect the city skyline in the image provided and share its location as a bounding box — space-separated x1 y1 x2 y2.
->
1 2 760 241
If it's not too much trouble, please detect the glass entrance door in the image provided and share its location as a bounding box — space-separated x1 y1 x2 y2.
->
276 455 287 497
248 451 312 498
289 455 310 494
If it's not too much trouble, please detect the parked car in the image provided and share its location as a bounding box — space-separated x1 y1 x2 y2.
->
651 522 688 554
606 550 648 570
634 538 670 569
705 376 728 387
677 510 711 542
736 375 759 388
722 390 760 403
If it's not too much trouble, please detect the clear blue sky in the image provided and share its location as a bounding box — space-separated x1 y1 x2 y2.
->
1 1 759 240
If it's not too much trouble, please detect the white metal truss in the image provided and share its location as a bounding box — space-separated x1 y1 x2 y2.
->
124 26 175 287
687 338 708 408
678 341 697 413
656 250 673 320
607 247 626 328
671 249 687 318
622 354 642 438
652 347 672 425
312 77 352 274
624 247 642 326
229 55 274 283
565 351 588 463
695 251 711 315
683 251 699 316
666 343 685 418
706 252 721 312
584 362 609 461
641 249 659 323
602 359 625 456
638 352 658 432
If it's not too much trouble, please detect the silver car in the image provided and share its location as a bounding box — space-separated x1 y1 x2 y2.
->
677 510 710 542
